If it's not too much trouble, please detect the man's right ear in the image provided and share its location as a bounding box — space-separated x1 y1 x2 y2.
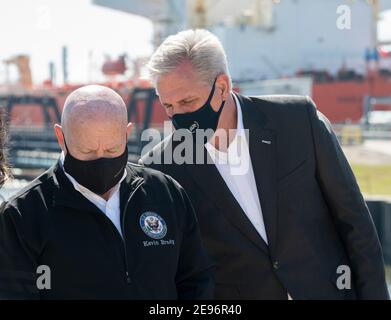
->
54 124 65 153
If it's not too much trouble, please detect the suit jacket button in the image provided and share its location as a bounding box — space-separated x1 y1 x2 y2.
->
273 261 280 270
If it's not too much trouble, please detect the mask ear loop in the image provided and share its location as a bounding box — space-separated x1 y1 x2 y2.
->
124 134 129 154
204 77 218 106
216 100 226 115
61 132 70 153
207 77 226 114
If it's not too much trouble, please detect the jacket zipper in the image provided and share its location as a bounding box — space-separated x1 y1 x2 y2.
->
121 178 145 284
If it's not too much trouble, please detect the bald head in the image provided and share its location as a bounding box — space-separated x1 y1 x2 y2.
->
55 85 131 161
62 85 127 134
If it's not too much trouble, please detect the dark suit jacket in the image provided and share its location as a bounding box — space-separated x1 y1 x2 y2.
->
140 93 389 300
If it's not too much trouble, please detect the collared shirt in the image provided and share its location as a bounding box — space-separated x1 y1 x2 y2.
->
60 152 126 238
205 93 268 245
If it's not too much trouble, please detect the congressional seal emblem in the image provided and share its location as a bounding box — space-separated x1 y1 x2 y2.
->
140 212 167 240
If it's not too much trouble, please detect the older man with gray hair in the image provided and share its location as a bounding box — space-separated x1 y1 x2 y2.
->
140 29 389 300
0 85 214 299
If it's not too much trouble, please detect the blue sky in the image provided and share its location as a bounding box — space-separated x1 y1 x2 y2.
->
0 0 154 85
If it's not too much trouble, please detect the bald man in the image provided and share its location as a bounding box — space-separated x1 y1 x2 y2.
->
0 85 214 300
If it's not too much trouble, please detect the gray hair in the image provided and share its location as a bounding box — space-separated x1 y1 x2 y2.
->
146 29 231 87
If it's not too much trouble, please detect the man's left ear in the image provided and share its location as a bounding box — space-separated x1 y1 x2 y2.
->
218 74 231 100
126 122 133 138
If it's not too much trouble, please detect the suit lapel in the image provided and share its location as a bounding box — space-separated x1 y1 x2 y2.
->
239 93 279 253
185 153 269 254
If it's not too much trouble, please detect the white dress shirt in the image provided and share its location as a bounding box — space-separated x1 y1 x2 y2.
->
205 94 268 245
60 152 126 238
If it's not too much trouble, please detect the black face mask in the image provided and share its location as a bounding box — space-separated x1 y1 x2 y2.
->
171 78 225 134
63 137 128 195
